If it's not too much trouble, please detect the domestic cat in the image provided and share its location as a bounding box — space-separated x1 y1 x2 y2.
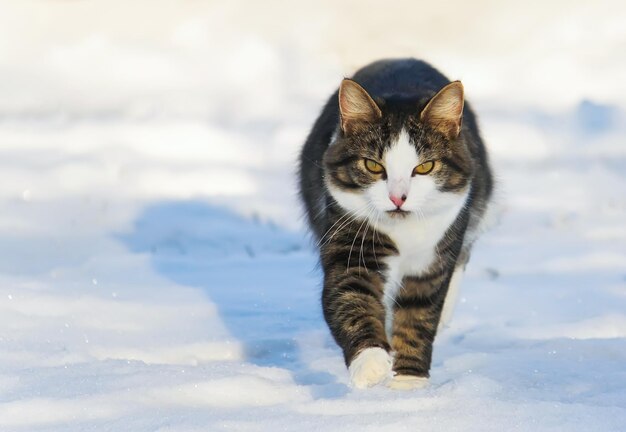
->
299 59 493 389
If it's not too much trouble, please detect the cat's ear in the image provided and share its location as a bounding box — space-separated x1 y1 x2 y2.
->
420 81 464 140
338 79 382 134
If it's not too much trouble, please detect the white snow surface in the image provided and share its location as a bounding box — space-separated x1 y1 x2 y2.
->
0 1 625 431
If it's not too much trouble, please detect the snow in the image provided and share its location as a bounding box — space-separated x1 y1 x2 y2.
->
0 1 625 430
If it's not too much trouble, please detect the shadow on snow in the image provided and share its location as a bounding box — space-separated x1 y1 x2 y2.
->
118 200 348 398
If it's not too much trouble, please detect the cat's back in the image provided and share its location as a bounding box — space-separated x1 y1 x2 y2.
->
350 58 450 98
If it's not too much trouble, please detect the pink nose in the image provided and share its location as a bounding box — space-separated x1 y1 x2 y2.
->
389 194 407 208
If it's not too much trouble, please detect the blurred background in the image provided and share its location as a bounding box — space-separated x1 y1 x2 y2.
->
1 0 624 222
0 1 625 430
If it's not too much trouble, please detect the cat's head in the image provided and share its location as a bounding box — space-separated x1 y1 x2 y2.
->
324 79 474 224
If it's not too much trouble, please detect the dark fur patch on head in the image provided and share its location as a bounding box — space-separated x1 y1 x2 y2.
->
324 94 474 195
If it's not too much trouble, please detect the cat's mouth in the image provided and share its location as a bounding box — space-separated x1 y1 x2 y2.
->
386 209 410 218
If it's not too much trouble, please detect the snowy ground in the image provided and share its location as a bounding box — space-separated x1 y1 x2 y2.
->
0 1 625 431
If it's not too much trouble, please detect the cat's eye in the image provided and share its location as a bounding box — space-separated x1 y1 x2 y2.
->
364 159 385 174
413 161 435 175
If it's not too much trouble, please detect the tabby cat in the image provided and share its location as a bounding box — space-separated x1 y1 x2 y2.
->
299 59 493 389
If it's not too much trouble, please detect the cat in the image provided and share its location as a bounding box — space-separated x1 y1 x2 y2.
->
299 58 493 389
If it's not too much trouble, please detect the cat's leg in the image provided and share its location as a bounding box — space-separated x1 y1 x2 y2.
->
388 272 450 389
438 265 464 331
322 270 391 389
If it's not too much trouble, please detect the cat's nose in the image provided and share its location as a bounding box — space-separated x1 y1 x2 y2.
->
389 194 407 208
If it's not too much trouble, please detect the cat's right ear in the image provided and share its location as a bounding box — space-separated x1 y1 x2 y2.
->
338 79 382 135
420 81 464 140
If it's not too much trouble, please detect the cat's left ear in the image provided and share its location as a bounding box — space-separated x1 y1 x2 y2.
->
338 79 382 134
420 81 464 140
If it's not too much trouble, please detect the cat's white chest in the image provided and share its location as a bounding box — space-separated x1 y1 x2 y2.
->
386 219 436 283
381 213 450 285
377 201 465 337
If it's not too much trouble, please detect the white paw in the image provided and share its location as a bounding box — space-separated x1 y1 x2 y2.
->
388 374 429 390
348 347 392 389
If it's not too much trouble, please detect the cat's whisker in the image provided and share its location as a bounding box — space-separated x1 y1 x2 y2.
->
358 205 376 275
374 213 385 247
316 204 365 246
324 207 369 247
316 209 353 247
371 211 381 270
319 205 369 248
313 199 337 220
415 206 426 222
347 207 373 273
301 154 324 170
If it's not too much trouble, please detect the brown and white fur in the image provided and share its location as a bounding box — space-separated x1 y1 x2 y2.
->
299 59 493 389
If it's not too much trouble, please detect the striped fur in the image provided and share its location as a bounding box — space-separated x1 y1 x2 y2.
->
299 59 493 386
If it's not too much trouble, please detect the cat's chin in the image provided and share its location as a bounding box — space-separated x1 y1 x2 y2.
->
385 209 411 219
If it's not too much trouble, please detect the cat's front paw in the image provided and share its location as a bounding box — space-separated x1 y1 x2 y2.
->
348 347 392 389
388 374 429 390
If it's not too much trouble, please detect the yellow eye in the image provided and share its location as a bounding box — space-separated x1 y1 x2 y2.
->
414 161 435 175
364 159 385 174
